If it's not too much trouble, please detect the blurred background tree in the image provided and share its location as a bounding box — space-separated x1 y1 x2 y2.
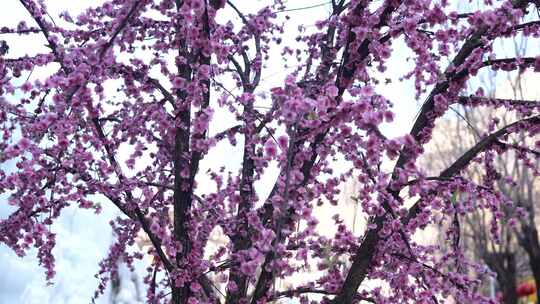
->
421 53 540 303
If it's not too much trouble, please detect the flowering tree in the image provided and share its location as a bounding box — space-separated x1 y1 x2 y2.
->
422 103 531 304
421 68 540 304
1 0 540 303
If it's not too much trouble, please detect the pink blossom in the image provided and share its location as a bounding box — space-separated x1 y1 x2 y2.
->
277 135 288 150
0 1 538 303
264 139 278 158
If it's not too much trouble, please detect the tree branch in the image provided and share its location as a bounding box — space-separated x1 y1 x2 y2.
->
406 115 540 224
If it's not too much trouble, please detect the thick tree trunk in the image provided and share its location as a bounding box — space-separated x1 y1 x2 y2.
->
501 275 518 304
529 255 540 304
500 255 518 304
486 253 518 304
172 287 191 304
520 223 540 303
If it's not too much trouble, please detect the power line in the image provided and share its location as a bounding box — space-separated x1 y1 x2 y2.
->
276 1 332 13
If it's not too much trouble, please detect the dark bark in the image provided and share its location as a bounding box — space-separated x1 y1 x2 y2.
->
520 222 540 303
172 0 194 302
221 3 265 301
226 99 255 304
485 252 518 304
530 255 540 303
502 256 518 304
530 254 540 304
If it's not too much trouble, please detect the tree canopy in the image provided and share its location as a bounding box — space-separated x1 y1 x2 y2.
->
1 0 540 303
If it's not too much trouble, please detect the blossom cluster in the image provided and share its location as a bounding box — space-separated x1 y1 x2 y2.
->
1 0 540 303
